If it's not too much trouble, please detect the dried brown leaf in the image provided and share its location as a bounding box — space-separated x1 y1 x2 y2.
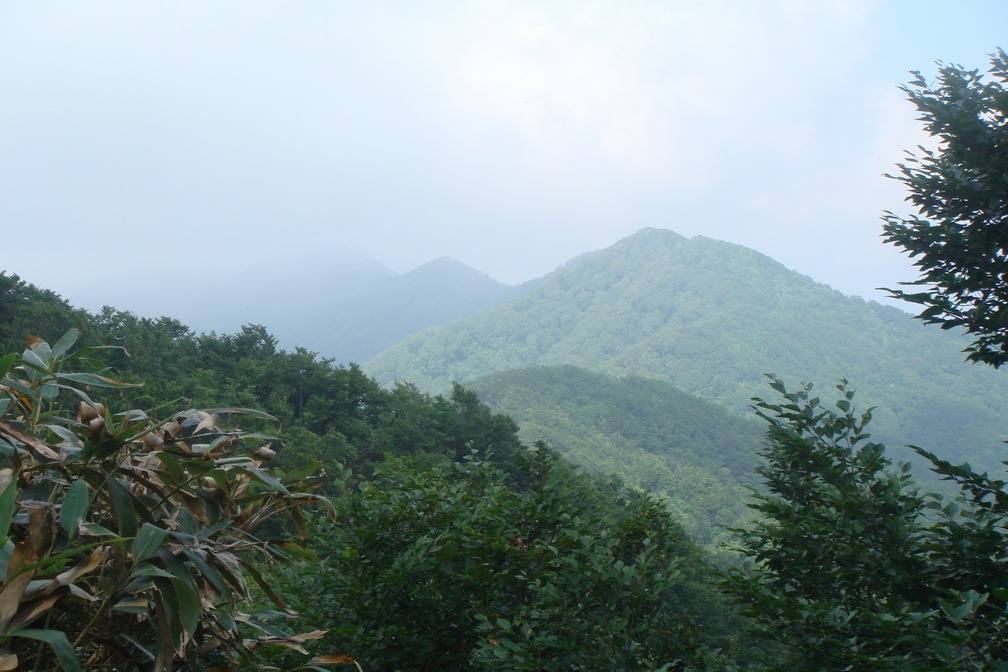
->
312 654 363 670
193 412 217 434
287 630 328 642
0 421 61 461
143 432 164 451
77 401 105 423
0 556 33 632
53 546 105 588
7 591 62 631
162 421 183 437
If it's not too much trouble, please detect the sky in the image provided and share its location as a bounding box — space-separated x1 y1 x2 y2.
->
1 1 1006 317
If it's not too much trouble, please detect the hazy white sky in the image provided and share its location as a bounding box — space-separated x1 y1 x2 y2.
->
2 1 1005 311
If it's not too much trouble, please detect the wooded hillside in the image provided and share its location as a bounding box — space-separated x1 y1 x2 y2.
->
365 227 1008 474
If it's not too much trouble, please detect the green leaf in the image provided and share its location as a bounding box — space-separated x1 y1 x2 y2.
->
110 597 149 614
50 330 80 359
108 477 138 538
154 451 186 485
60 479 89 535
201 407 278 422
0 540 13 577
21 345 50 372
237 556 289 610
57 372 141 389
132 523 169 565
181 547 231 597
0 353 16 381
282 460 323 484
0 477 16 540
157 548 196 589
46 424 82 448
240 464 290 496
2 377 34 399
171 576 201 636
129 564 175 580
39 381 58 401
79 522 118 537
12 629 80 672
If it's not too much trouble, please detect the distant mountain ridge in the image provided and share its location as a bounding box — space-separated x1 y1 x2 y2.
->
298 257 520 363
364 227 1008 473
54 249 521 364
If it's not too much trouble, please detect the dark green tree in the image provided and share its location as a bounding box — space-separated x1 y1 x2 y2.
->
724 378 992 670
0 272 94 354
730 48 1008 671
280 447 737 671
881 47 1008 665
882 49 1008 367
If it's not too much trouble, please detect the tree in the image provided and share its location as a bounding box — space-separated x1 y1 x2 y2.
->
280 446 736 671
881 47 1008 663
728 49 1008 670
723 378 992 670
0 272 94 355
882 49 1008 366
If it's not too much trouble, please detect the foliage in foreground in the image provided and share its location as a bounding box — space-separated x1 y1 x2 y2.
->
279 447 747 671
0 331 339 671
727 46 1008 670
882 49 1008 367
725 377 1007 670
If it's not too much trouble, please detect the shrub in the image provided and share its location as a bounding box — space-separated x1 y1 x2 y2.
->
0 330 342 671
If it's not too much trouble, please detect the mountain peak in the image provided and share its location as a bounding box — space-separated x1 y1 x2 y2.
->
406 257 485 278
622 227 687 245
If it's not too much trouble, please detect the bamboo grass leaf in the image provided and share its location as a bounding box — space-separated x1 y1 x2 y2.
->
59 479 88 535
11 629 80 672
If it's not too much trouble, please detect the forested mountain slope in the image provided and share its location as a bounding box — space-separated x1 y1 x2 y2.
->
365 227 1008 472
466 365 765 546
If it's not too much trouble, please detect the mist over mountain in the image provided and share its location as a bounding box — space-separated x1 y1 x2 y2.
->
55 250 518 363
364 227 1008 473
59 248 394 339
293 257 520 363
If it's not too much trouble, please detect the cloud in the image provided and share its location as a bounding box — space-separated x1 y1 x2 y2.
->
0 0 1000 304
